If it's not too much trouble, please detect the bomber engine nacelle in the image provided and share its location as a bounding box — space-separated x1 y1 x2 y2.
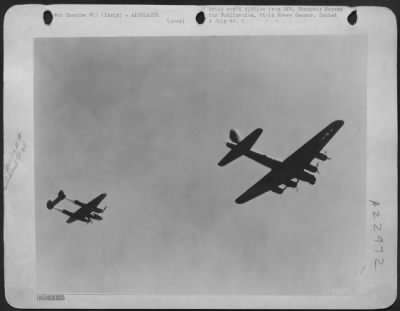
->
304 164 318 173
299 171 316 185
316 152 329 161
285 180 298 188
272 187 284 194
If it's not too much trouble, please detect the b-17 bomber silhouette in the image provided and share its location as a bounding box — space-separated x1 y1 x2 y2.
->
218 120 344 204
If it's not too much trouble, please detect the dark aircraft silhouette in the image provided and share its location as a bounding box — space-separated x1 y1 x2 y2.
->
218 120 344 204
47 191 108 224
47 190 66 210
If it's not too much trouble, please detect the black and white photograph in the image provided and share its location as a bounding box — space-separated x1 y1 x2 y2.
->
34 35 366 294
3 5 397 309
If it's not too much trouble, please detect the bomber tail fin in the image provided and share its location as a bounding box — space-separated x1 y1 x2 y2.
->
229 129 241 144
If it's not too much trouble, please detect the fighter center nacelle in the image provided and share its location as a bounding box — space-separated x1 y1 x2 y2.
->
90 213 103 221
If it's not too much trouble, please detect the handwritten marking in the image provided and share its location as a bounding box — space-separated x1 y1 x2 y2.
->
369 200 384 271
369 200 380 207
3 132 27 190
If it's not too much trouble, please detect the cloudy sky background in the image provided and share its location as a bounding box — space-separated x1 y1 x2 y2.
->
35 35 366 294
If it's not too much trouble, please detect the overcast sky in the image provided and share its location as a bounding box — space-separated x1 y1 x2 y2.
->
35 35 366 294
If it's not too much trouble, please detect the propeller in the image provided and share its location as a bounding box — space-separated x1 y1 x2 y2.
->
295 179 299 192
323 150 331 160
282 179 300 192
316 162 320 174
103 206 108 212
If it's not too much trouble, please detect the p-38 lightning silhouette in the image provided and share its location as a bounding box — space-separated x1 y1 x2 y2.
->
218 120 344 204
47 190 108 224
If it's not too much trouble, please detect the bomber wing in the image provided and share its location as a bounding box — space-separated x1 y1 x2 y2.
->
235 170 283 204
283 120 344 168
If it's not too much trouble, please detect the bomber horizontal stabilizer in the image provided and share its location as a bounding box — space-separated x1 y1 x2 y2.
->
218 128 263 167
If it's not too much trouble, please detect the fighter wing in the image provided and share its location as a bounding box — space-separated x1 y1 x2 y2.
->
283 120 344 167
59 209 79 223
86 193 107 210
66 216 78 224
235 171 282 204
